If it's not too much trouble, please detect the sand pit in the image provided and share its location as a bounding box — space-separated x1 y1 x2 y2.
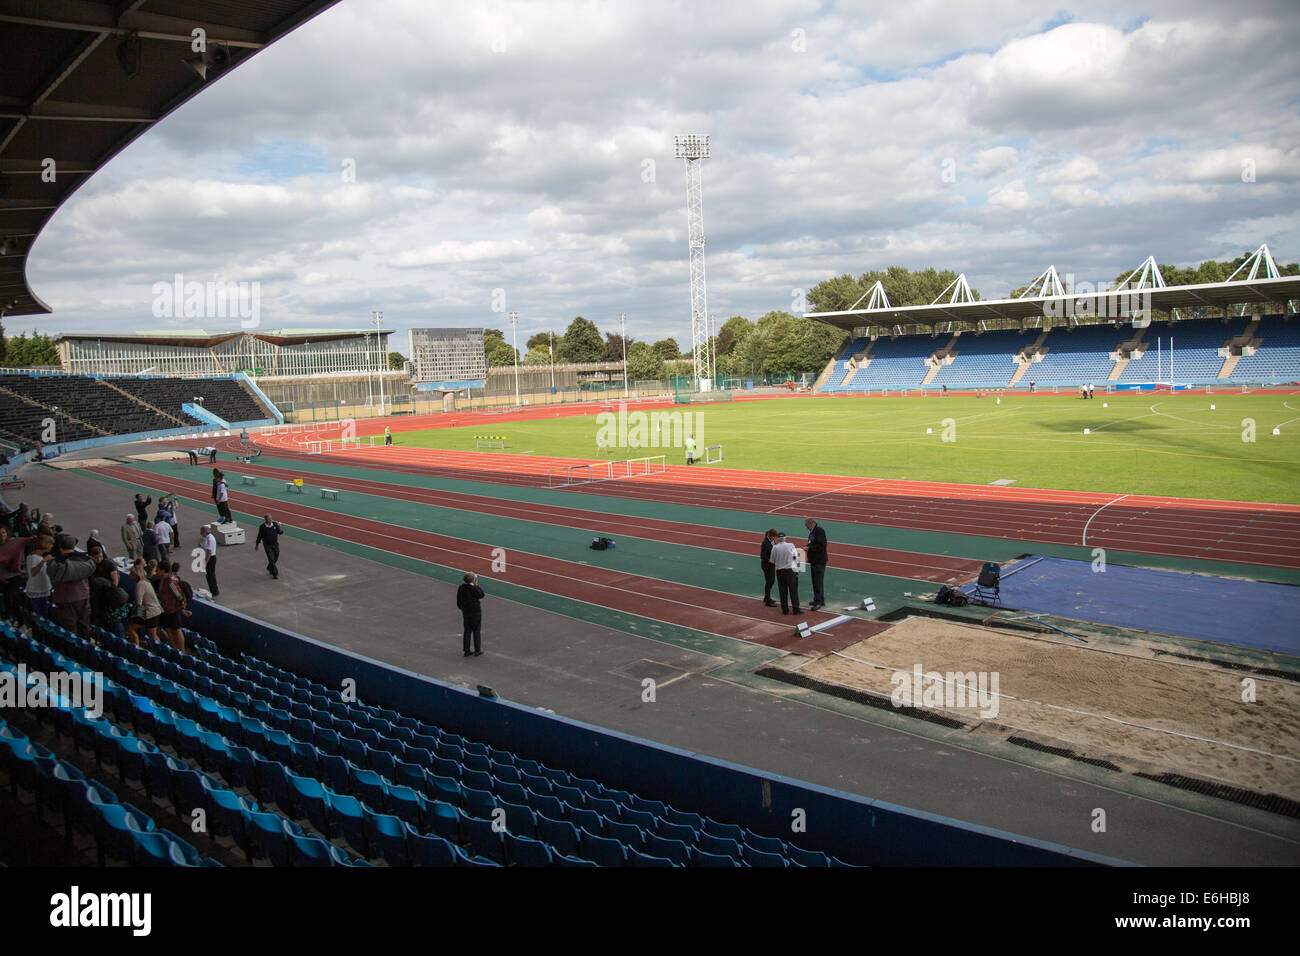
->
789 616 1300 799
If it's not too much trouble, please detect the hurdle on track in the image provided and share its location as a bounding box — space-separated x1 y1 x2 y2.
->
475 434 506 450
546 454 666 487
704 444 723 464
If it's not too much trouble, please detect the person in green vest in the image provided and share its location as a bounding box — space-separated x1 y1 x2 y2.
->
384 426 392 446
684 435 696 465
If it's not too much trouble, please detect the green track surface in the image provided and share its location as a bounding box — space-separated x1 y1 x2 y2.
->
399 393 1300 503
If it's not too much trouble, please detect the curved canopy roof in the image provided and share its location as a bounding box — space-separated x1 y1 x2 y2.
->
0 0 341 319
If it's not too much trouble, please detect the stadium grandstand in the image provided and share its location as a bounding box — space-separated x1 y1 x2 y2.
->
812 248 1300 393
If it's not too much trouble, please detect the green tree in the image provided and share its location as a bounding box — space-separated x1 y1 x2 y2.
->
625 341 665 380
806 266 980 314
716 316 752 356
602 332 632 362
0 331 59 367
525 332 551 351
523 345 551 366
486 339 518 367
387 351 405 370
651 338 680 361
558 316 603 363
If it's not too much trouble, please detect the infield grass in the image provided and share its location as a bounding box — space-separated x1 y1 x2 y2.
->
394 392 1300 503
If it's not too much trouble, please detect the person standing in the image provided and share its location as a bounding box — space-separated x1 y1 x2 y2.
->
384 426 392 446
142 521 159 565
200 524 219 598
157 563 189 652
87 529 108 559
154 514 172 568
24 534 55 622
684 435 697 465
456 572 485 656
47 533 96 639
804 518 829 610
213 471 232 523
121 514 141 561
165 494 181 542
771 531 801 615
759 528 778 607
255 515 283 579
126 561 162 645
133 493 152 526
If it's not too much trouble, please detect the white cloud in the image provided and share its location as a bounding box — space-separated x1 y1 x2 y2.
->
15 0 1300 346
972 147 1019 179
987 179 1032 210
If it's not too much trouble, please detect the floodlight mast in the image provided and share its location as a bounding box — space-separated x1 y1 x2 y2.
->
675 134 712 392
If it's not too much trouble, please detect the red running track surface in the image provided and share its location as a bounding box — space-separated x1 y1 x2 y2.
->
207 429 1300 570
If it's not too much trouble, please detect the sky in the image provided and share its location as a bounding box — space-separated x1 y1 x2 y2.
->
18 0 1300 353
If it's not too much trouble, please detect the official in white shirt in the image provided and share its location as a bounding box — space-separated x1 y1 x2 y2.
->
770 531 802 615
200 525 219 598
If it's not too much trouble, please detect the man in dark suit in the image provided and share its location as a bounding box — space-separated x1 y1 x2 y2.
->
759 528 778 607
456 572 485 656
254 515 284 579
804 518 829 610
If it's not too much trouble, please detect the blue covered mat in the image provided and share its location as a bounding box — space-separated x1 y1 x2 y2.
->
965 556 1299 656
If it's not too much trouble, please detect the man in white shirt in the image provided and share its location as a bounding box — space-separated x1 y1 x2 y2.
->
770 531 802 615
200 524 219 598
214 472 232 523
154 515 172 566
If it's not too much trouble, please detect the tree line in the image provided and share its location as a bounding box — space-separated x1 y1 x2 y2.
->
0 329 59 367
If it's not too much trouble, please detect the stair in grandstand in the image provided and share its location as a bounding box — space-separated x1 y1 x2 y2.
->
98 378 190 428
1218 318 1261 378
921 335 958 386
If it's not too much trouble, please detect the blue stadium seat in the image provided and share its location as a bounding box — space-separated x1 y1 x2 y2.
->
587 795 622 819
503 831 553 867
524 789 564 820
206 786 257 849
385 783 426 829
245 811 301 865
580 828 628 867
324 789 367 854
643 833 692 866
362 809 410 866
93 801 155 865
565 804 605 836
627 850 675 867
409 829 457 867
286 772 331 834
785 844 833 867
743 845 789 867
689 848 739 867
701 819 746 842
421 800 463 844
605 820 646 851
351 767 388 812
620 807 658 830
655 820 697 844
535 813 581 858
744 832 787 855
697 834 744 861
663 807 704 829
465 815 506 864
549 852 598 867
290 833 351 867
253 757 292 813
496 799 536 838
461 784 496 819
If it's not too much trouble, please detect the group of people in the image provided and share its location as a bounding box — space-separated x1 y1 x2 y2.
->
759 518 829 615
0 477 288 652
1079 383 1097 399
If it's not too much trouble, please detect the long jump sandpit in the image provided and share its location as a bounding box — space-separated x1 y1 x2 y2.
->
762 615 1300 808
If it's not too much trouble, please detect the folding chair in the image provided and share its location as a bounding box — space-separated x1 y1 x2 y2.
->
971 562 1001 606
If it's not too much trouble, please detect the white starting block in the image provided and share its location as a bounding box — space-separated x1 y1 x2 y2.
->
794 621 813 639
241 475 257 485
321 488 340 500
214 522 245 545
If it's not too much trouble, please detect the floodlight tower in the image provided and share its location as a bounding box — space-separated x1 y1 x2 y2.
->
675 134 712 391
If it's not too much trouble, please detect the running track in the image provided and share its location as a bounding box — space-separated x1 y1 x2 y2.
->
92 463 889 654
199 458 985 585
203 428 1300 570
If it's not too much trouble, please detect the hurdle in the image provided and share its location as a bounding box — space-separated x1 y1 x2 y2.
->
475 434 506 450
703 444 723 464
547 455 665 487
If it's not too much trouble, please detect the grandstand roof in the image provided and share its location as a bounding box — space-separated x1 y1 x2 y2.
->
805 275 1300 331
55 329 391 347
0 0 341 319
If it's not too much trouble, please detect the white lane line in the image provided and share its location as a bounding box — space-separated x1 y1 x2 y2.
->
767 478 882 515
1081 494 1131 546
